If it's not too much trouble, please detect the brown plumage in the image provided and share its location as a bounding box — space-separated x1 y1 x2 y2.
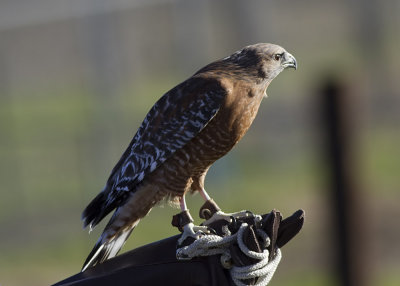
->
81 43 297 270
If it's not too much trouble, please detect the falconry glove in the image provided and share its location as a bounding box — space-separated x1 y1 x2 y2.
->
174 207 305 286
53 209 303 286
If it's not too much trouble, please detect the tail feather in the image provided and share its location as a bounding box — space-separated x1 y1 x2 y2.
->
82 189 118 230
81 222 138 272
82 191 107 229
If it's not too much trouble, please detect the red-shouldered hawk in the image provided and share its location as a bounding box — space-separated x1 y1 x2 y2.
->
81 43 297 271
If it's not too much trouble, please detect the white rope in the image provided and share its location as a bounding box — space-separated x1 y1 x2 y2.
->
176 223 281 286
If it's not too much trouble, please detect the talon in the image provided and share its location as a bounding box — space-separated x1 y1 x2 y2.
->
178 223 210 246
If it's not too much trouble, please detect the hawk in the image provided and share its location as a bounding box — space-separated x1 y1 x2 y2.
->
81 43 297 271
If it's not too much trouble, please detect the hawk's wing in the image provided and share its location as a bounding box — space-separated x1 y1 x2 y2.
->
83 77 226 228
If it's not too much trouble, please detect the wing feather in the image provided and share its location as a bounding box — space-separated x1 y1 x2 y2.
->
82 77 226 228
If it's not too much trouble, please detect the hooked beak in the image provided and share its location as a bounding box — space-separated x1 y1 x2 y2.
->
281 52 297 70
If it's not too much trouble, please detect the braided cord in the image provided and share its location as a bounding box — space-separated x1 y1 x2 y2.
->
176 223 281 286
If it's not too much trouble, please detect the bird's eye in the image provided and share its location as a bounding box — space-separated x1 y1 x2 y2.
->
274 53 282 61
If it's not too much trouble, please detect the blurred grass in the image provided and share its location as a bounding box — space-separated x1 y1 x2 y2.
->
360 129 400 194
0 81 399 286
0 1 399 285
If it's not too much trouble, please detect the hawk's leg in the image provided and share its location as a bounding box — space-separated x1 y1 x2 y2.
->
173 196 210 245
198 188 251 226
198 187 211 201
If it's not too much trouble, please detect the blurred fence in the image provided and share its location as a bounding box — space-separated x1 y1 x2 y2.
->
0 1 399 286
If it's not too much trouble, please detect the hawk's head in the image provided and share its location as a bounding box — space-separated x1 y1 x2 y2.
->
225 43 297 84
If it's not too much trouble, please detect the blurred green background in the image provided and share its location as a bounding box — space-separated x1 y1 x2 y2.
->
0 0 399 285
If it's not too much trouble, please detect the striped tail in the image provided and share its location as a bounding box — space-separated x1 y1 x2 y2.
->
81 221 139 272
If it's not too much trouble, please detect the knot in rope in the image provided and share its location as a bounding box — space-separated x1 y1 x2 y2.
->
176 223 281 286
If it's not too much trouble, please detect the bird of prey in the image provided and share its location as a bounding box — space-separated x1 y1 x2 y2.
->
81 43 297 271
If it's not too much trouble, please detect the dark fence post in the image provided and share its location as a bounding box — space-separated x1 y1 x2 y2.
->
320 76 367 286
